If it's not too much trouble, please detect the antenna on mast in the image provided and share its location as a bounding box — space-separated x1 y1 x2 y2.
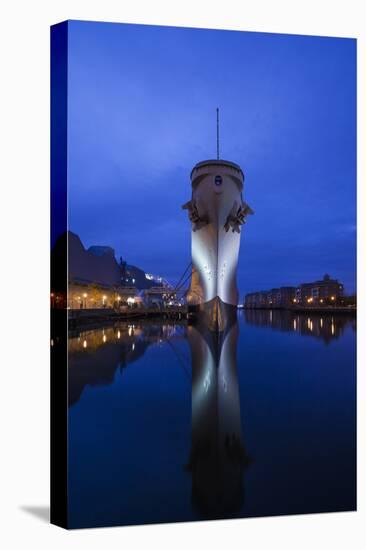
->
216 107 220 160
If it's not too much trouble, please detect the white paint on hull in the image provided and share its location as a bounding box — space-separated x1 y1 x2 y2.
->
183 160 252 308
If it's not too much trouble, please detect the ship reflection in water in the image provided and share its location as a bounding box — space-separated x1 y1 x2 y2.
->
67 311 356 528
187 320 249 518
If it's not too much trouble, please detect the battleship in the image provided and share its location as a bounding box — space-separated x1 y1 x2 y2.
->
183 109 253 331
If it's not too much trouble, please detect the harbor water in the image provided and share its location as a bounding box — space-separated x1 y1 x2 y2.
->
67 310 356 528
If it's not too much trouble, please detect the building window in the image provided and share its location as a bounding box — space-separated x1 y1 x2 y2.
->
215 175 222 186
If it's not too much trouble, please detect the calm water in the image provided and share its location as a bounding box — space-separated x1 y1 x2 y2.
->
68 310 356 528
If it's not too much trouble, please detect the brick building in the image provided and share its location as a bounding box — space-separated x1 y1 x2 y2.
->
245 274 343 309
294 274 343 305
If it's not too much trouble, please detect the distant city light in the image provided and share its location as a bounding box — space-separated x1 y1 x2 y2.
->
127 297 135 305
83 293 87 298
117 330 121 339
103 334 107 343
83 340 87 349
331 296 335 301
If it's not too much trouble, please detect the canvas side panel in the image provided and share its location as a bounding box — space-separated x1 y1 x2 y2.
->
50 20 68 529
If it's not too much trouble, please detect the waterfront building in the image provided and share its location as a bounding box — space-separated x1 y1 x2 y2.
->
245 274 344 308
278 286 296 306
245 287 296 308
68 281 140 310
67 231 140 309
51 231 164 309
295 274 343 305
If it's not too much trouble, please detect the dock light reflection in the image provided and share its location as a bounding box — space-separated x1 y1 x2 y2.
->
244 309 353 344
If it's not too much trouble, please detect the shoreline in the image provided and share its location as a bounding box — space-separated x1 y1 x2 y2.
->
242 306 356 315
54 303 358 333
65 307 190 331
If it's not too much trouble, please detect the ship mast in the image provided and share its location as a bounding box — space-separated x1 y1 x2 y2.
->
216 107 220 160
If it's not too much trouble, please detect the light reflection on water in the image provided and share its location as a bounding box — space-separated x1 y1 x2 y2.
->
67 311 356 528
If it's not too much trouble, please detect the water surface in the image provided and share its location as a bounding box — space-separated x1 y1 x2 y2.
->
68 311 356 528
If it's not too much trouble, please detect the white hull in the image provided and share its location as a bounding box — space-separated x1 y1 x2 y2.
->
183 160 252 317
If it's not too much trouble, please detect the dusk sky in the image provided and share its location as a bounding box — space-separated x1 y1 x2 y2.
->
67 20 356 296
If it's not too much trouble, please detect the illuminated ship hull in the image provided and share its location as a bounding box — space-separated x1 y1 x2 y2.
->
183 160 253 332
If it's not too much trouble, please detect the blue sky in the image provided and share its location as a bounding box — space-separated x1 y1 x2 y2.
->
67 21 356 295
